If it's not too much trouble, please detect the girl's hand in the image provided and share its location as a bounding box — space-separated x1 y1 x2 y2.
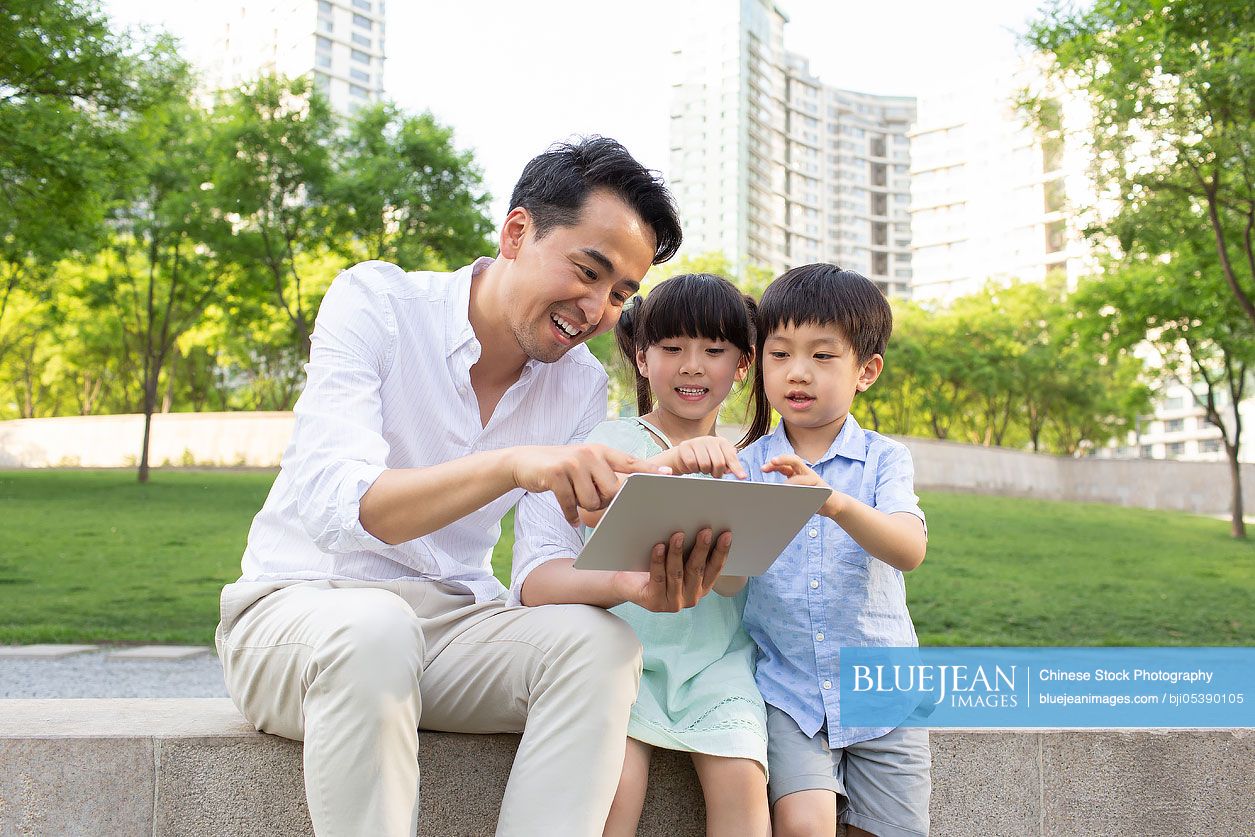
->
762 454 842 518
658 436 748 479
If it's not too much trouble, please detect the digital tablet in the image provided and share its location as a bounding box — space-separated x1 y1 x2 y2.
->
573 473 832 576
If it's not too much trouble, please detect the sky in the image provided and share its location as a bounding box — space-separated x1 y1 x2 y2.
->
105 0 1050 220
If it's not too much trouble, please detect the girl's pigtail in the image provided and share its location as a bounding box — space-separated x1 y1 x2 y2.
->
615 295 653 416
739 296 773 447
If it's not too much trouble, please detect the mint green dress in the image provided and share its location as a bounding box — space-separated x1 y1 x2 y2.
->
584 417 768 772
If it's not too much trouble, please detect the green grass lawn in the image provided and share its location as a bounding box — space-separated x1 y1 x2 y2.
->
1 469 1251 646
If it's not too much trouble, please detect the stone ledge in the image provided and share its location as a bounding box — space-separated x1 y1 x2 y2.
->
0 700 1251 836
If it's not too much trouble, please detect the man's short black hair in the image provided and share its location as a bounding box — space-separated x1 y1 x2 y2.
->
508 136 682 265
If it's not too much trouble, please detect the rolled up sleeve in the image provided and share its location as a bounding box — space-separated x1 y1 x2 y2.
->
873 443 927 536
507 375 609 605
285 267 398 554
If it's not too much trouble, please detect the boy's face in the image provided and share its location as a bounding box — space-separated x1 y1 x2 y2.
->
762 321 883 439
498 189 656 363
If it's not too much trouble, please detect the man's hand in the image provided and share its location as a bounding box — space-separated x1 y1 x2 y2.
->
762 454 841 518
509 444 669 525
653 436 748 479
611 528 732 612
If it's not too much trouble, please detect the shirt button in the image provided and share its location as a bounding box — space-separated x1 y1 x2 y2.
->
815 632 824 642
823 680 833 690
808 528 819 538
810 579 820 589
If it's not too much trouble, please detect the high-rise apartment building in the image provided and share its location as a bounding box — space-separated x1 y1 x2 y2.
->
206 0 386 114
907 67 1241 463
668 0 916 296
908 67 1098 304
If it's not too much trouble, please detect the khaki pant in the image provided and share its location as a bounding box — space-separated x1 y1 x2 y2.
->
216 578 643 837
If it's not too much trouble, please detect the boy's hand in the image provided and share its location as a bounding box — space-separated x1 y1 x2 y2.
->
612 528 732 612
762 454 842 519
656 437 748 479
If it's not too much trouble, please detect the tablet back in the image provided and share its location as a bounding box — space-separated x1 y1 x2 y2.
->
574 473 831 575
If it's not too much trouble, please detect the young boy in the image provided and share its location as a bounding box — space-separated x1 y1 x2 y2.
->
740 263 931 837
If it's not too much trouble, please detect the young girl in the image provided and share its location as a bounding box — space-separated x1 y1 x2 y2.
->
580 273 770 837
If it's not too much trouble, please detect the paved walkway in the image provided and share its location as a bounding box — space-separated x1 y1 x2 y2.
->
0 645 227 698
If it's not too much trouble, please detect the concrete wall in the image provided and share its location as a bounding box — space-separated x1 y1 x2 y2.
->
897 435 1255 516
1 699 1251 836
0 412 295 468
2 412 1248 516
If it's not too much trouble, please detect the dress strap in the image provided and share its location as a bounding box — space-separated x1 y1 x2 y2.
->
632 417 674 450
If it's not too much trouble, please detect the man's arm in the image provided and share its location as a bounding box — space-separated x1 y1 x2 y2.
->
360 443 660 545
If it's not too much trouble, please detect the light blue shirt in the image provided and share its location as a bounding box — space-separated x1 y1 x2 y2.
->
741 415 926 748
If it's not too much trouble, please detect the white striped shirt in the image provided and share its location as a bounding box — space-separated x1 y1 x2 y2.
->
238 258 608 604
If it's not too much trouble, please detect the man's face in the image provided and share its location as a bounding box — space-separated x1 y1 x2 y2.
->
500 189 657 363
762 321 882 437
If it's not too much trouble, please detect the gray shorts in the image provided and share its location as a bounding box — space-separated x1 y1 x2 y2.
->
766 704 931 837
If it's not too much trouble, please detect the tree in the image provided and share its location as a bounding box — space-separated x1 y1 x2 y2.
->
210 74 337 360
98 84 230 481
329 104 493 270
1074 244 1255 537
0 0 179 364
1027 0 1255 330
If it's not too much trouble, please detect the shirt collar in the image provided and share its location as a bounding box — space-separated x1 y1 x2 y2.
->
766 413 868 465
445 256 543 378
445 257 495 359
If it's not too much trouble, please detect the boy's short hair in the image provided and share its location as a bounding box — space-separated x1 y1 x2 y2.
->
757 263 892 362
508 136 682 265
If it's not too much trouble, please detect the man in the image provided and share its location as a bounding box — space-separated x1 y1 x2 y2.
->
215 137 733 836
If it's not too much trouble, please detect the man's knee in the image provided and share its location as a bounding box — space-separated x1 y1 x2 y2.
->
314 591 425 698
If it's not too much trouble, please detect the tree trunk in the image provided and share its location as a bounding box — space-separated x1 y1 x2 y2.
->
1227 444 1246 539
138 375 157 484
867 401 881 432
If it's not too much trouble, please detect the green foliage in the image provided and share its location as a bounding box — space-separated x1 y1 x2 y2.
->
208 74 338 357
1026 0 1255 328
855 279 1148 455
328 103 495 269
0 5 494 424
1072 217 1255 535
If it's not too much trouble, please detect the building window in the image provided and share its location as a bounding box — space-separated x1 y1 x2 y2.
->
1199 439 1223 454
351 48 370 64
1140 445 1156 458
1163 418 1185 433
353 0 371 9
319 17 333 33
352 32 371 48
353 13 372 28
350 67 369 83
316 53 332 69
312 72 331 94
318 0 332 11
1163 395 1186 410
349 83 369 98
1165 442 1185 458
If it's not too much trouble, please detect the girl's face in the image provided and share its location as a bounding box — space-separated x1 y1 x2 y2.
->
637 336 750 422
